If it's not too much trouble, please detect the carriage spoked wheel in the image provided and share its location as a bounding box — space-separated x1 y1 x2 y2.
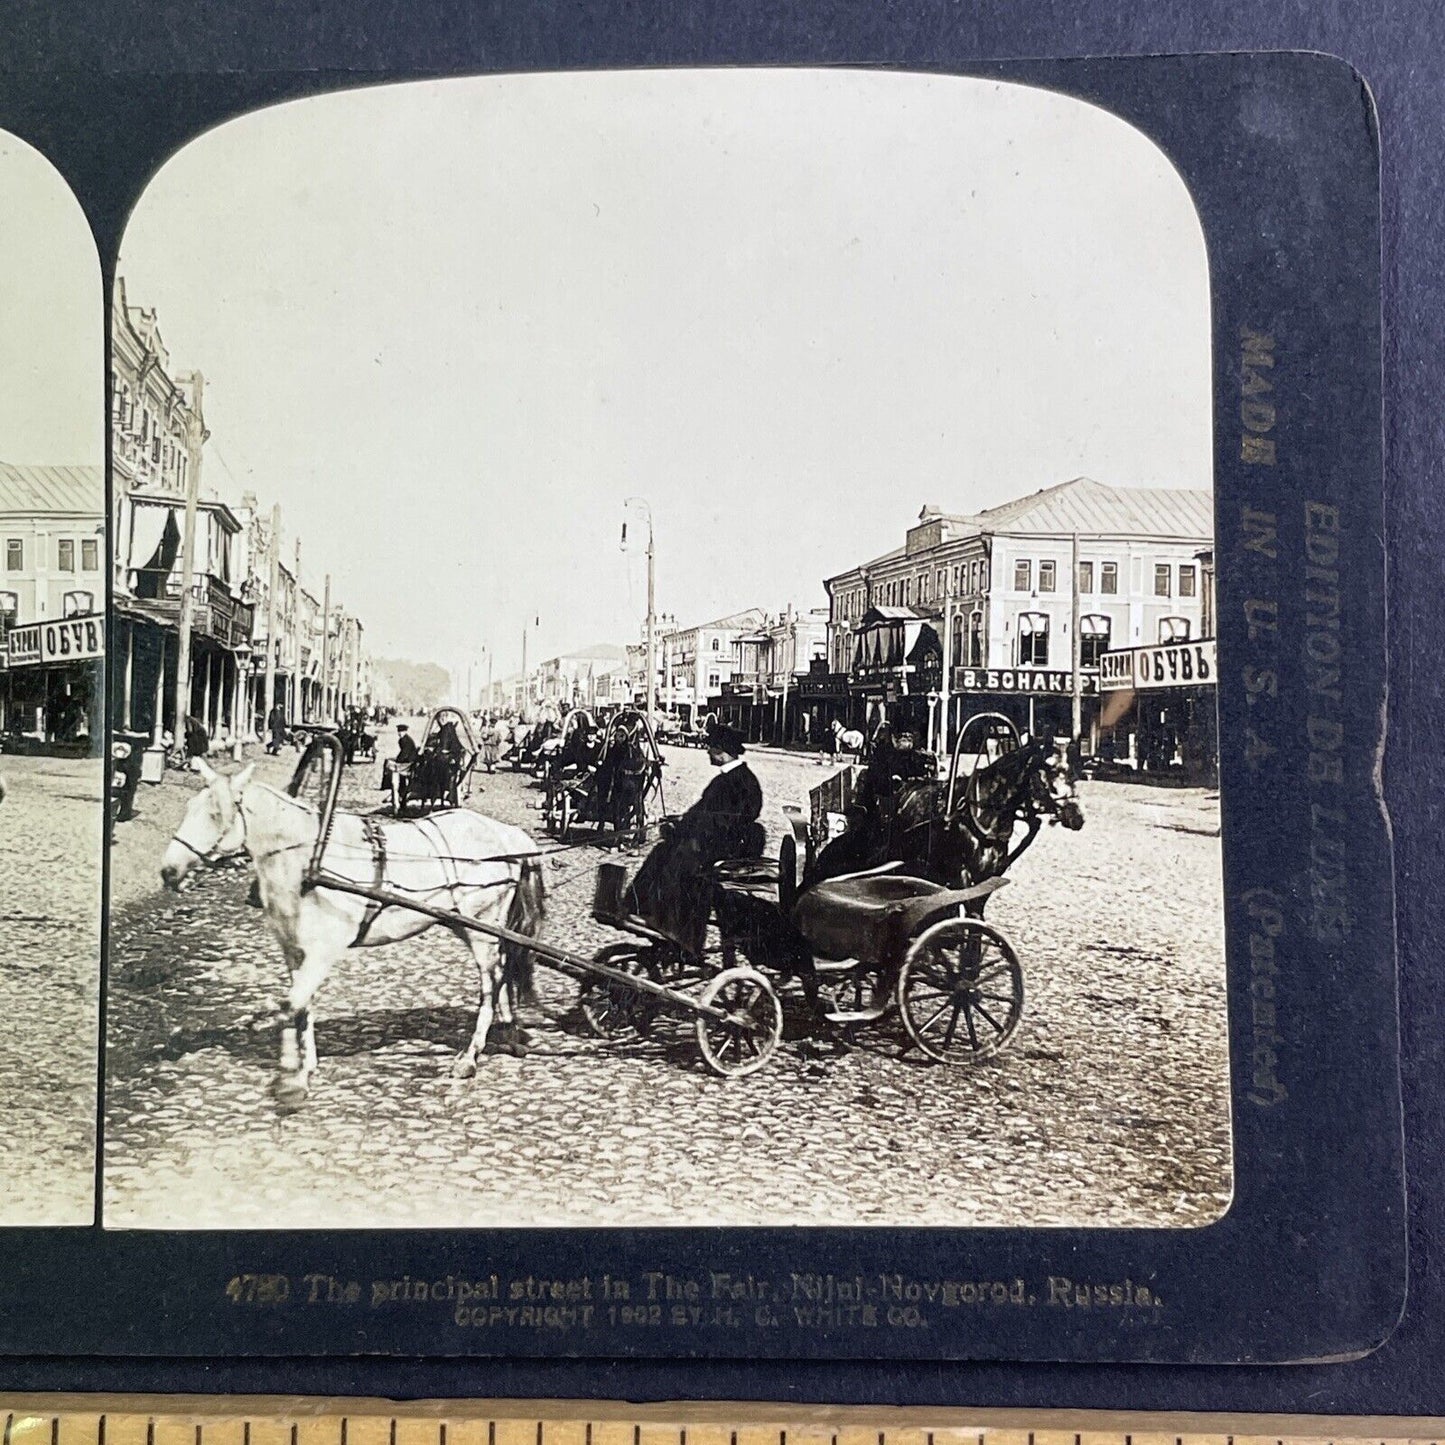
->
897 917 1024 1064
695 966 783 1078
580 943 662 1039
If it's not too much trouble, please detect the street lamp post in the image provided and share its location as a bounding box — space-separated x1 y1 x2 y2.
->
622 499 657 731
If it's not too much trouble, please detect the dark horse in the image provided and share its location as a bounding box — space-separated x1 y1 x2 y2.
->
812 733 1085 898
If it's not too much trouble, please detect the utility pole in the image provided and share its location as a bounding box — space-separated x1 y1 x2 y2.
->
621 500 656 727
487 648 493 711
173 371 206 749
262 503 280 740
1071 530 1083 743
521 624 528 713
321 572 332 724
292 536 302 722
646 520 656 732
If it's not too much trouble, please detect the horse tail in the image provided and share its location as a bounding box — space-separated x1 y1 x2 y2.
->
503 856 546 1004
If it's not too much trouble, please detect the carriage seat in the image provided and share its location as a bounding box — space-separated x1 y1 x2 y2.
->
790 869 1008 964
711 855 781 909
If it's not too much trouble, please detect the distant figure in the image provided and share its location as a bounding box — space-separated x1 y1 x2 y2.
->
183 714 209 761
481 717 507 772
266 702 288 755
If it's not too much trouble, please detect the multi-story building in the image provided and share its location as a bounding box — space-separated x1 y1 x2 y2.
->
111 280 254 747
1098 543 1219 782
714 605 830 745
630 607 766 723
0 463 105 749
536 644 630 710
823 477 1213 748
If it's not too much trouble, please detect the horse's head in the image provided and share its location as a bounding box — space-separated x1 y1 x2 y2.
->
159 758 256 890
1028 738 1084 831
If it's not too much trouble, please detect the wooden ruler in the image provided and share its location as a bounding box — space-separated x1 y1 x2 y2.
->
2 1402 1444 1445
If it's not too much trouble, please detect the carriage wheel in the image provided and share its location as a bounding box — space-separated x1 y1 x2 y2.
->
695 967 783 1078
897 918 1024 1064
580 944 662 1039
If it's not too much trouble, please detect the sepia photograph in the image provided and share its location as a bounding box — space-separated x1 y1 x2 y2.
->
0 130 105 1224
103 68 1230 1230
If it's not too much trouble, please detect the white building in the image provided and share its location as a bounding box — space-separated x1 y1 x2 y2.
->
824 477 1213 745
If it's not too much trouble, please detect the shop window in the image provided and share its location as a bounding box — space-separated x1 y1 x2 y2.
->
5 540 21 572
57 538 75 572
1180 564 1197 598
1154 563 1172 597
1017 611 1049 666
82 539 99 571
1078 560 1093 594
1080 615 1111 668
1038 560 1056 592
63 590 94 617
1160 616 1191 643
1013 559 1031 592
0 591 16 622
1100 561 1118 594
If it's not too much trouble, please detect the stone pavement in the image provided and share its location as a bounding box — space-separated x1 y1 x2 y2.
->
0 753 103 1224
103 724 1232 1230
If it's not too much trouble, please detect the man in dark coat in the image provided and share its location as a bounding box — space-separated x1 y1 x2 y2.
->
266 702 288 755
382 722 419 811
627 720 763 957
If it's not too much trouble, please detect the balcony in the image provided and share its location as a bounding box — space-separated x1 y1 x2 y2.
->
124 569 255 648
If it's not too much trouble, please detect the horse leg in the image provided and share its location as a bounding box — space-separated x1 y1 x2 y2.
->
276 945 333 1106
450 926 518 1078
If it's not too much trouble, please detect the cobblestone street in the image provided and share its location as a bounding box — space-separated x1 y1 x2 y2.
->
0 754 102 1224
104 726 1231 1229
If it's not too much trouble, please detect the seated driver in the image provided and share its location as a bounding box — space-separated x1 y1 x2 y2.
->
626 720 763 956
381 722 418 812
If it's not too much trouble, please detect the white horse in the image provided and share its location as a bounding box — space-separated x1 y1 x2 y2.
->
159 758 546 1107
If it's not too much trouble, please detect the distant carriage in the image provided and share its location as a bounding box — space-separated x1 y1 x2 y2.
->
542 707 664 844
403 707 480 814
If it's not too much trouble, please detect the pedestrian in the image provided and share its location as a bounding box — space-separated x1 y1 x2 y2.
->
266 701 288 755
183 714 209 761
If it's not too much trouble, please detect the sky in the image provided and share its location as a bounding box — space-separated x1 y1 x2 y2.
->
117 68 1211 679
0 134 102 466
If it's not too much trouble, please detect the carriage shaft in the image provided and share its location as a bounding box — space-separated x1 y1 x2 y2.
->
306 871 735 1022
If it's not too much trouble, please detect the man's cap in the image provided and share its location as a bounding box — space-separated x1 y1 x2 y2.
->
397 723 409 731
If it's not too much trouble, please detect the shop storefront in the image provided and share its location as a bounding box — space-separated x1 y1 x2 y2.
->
949 664 1100 743
2 611 105 755
1098 636 1218 784
796 666 851 747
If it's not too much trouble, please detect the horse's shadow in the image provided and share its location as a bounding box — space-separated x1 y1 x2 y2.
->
153 1004 482 1068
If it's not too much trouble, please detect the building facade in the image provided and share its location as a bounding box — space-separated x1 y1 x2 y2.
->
824 478 1214 749
714 605 830 744
0 463 105 750
111 280 255 747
